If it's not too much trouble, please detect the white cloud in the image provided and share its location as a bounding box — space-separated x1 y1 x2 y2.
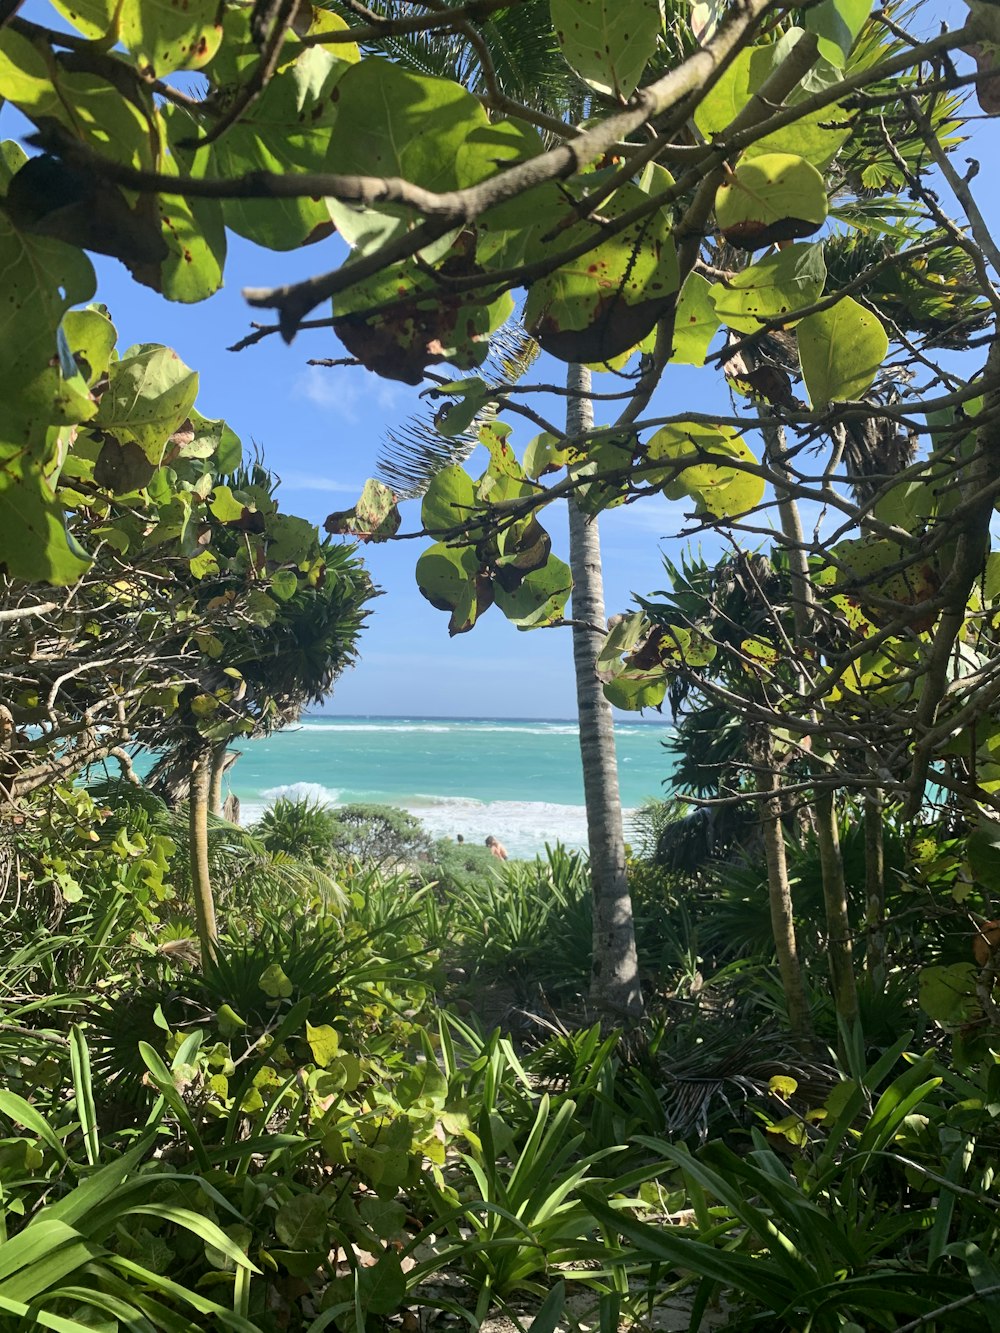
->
295 365 362 419
277 471 363 494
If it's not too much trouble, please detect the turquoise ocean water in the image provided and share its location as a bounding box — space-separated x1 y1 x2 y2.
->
227 716 674 858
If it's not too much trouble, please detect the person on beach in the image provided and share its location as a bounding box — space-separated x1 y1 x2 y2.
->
485 834 508 861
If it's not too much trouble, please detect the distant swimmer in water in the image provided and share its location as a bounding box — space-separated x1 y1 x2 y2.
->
485 835 508 861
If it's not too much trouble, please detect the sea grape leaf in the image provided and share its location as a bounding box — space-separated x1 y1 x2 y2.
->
694 44 777 139
62 307 117 387
805 0 872 68
494 556 572 629
524 177 679 364
48 1 116 40
139 153 227 303
325 58 489 252
306 1022 340 1068
416 542 491 634
524 431 579 479
550 0 661 98
326 479 401 542
746 103 852 171
646 422 764 518
275 1196 328 1250
359 1250 406 1316
94 345 199 462
671 273 721 366
0 443 91 584
710 242 826 333
715 153 828 250
195 32 349 251
798 296 888 407
258 963 294 998
172 410 242 472
430 377 495 438
604 671 666 710
119 0 224 77
333 256 513 384
421 466 478 537
918 963 977 1024
0 211 96 434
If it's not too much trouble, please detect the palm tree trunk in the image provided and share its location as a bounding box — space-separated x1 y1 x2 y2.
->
208 740 228 817
756 762 813 1046
189 749 218 964
566 364 643 1022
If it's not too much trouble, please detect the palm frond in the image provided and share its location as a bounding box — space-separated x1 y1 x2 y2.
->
376 320 540 499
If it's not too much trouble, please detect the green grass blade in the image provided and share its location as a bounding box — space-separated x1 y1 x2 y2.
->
68 1026 99 1168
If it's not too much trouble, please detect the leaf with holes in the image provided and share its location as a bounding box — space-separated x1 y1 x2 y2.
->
710 242 826 334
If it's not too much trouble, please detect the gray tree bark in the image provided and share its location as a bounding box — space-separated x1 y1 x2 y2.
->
189 748 218 965
566 363 643 1021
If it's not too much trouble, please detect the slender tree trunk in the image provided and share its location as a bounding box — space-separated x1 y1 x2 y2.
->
762 408 859 1028
208 740 228 817
189 749 218 964
814 790 859 1024
566 364 643 1022
756 758 813 1047
863 789 886 986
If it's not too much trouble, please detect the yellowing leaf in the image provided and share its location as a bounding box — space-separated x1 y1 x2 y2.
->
716 153 828 251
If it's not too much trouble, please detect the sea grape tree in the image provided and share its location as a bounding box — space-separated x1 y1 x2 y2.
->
4 0 1000 1017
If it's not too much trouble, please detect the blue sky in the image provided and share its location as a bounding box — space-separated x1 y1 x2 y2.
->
87 239 731 718
20 1 1000 718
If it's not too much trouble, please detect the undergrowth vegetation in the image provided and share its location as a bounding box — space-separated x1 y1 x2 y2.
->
0 788 998 1331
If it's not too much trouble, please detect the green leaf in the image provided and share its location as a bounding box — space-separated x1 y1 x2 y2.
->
62 308 117 388
0 211 96 432
918 963 977 1024
326 478 401 542
646 422 764 518
416 542 491 635
269 569 298 601
710 241 826 333
797 296 888 407
746 103 852 172
258 963 293 999
275 1195 328 1250
524 175 679 364
359 1249 406 1315
671 273 721 366
188 549 219 580
494 555 572 629
603 672 666 710
118 0 223 77
325 58 489 251
94 345 199 463
306 1022 340 1068
715 153 828 250
0 443 91 585
695 44 777 138
805 0 872 68
194 29 349 250
550 0 660 98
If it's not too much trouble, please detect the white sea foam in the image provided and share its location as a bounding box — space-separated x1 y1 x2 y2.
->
288 721 581 736
260 781 341 807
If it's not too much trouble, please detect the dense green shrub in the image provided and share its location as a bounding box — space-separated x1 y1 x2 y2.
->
326 802 432 869
254 795 345 868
